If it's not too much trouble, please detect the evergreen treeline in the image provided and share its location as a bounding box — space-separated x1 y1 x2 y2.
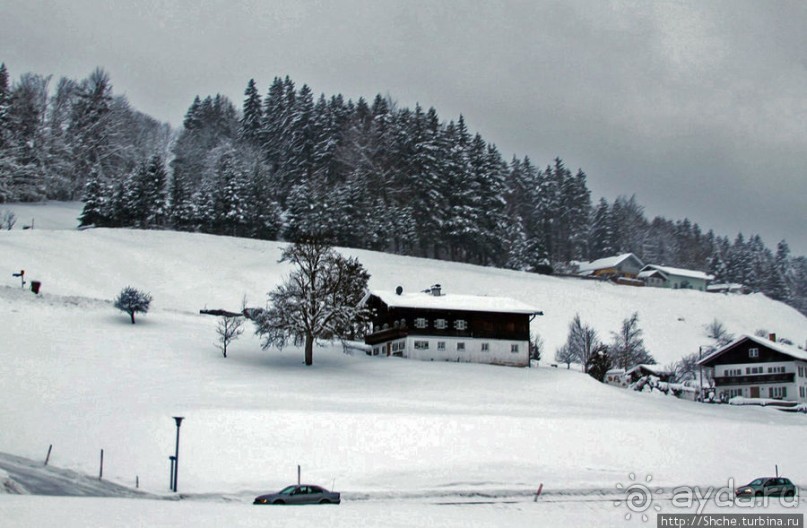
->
0 64 171 202
1 64 805 316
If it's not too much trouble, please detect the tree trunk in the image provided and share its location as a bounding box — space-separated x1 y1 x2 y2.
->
130 312 136 324
304 333 314 366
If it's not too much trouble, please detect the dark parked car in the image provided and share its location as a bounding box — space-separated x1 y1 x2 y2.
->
735 477 797 498
253 484 341 505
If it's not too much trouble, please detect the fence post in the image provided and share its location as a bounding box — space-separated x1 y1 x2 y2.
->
99 449 104 480
44 444 52 466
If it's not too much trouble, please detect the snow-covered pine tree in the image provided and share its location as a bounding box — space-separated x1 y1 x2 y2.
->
168 167 196 231
239 79 263 147
78 166 107 227
589 198 614 260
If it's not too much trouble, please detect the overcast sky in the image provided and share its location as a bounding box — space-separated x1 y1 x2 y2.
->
2 0 805 255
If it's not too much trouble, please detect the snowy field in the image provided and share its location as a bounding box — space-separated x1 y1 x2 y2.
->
0 202 805 526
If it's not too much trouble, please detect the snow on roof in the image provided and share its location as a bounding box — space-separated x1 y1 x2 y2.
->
577 253 643 273
366 289 541 315
698 334 807 365
627 364 671 376
640 265 713 282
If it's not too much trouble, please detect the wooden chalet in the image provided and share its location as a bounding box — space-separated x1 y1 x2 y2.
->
697 334 807 403
360 285 542 367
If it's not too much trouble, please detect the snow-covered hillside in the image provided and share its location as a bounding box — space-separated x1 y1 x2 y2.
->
1 202 805 526
1 202 804 366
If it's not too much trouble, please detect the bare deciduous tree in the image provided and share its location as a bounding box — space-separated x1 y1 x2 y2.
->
2 210 16 230
704 318 734 347
216 315 244 358
610 312 655 370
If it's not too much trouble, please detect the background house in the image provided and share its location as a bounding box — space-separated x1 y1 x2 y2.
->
638 264 713 291
361 285 542 367
697 334 807 403
577 253 645 281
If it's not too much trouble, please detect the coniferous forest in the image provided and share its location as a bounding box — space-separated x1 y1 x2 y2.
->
1 64 805 316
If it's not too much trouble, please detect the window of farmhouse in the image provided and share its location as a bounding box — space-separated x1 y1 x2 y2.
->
481 342 490 352
511 344 519 353
454 319 468 331
434 319 448 330
748 348 759 358
437 341 446 351
457 342 465 351
769 386 786 399
414 318 428 329
414 340 429 350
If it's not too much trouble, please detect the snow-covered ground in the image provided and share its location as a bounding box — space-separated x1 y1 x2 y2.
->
1 202 805 526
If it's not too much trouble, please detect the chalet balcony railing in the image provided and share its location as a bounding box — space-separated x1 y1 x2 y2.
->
365 326 409 345
713 372 794 386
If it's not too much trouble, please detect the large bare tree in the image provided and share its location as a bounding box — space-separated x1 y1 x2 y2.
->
251 239 370 366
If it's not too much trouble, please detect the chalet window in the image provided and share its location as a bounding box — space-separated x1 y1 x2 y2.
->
457 342 465 351
434 319 448 330
414 340 429 350
767 366 785 374
748 348 759 358
437 341 446 351
511 344 519 353
769 386 786 399
454 319 468 331
414 318 428 329
481 342 489 352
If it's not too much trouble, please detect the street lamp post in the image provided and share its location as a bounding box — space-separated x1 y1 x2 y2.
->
172 417 184 492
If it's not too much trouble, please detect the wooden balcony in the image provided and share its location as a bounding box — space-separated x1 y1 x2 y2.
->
713 372 794 386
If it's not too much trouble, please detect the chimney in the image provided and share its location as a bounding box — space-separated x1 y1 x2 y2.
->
768 333 776 343
430 284 442 297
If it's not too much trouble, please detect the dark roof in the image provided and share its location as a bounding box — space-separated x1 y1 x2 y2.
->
697 334 807 366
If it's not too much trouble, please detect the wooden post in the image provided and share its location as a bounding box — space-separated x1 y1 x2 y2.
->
533 483 544 502
99 449 104 479
297 465 301 485
136 476 139 489
44 444 52 466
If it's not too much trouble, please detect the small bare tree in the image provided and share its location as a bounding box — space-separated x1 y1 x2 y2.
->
554 344 575 369
670 352 700 382
2 210 17 230
216 315 245 358
704 319 734 347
